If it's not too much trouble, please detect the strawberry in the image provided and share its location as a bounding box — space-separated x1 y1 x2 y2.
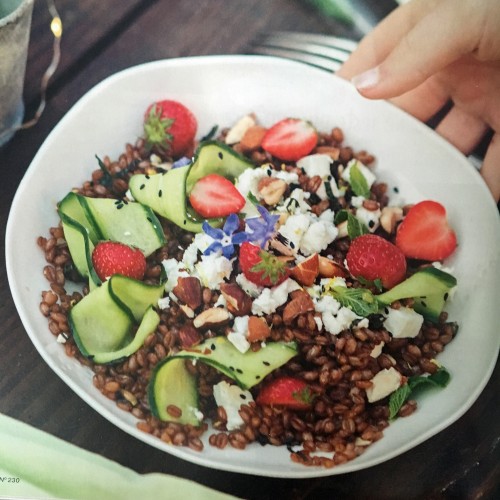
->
346 234 407 289
256 376 314 410
290 253 319 286
91 241 146 281
395 200 457 261
189 174 245 218
261 118 318 161
239 242 289 287
143 99 197 157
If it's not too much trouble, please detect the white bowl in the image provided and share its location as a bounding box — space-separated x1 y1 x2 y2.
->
6 55 500 478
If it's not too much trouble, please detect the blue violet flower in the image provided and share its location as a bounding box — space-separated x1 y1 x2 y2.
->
245 205 280 248
202 213 248 258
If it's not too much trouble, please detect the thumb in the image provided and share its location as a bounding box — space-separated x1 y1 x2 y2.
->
351 0 478 99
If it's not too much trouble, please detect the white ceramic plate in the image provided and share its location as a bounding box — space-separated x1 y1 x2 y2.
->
6 56 500 478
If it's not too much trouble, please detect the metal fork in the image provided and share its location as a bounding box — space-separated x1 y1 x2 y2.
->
250 31 358 73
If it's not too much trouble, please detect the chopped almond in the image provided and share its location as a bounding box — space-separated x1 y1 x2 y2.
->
247 316 271 343
318 256 348 278
290 253 319 286
239 125 268 152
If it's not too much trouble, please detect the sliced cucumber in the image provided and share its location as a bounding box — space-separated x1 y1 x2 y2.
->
148 357 200 425
109 275 165 322
81 196 165 257
185 140 256 192
69 281 134 358
58 192 102 242
148 336 297 424
58 212 101 288
69 276 165 362
377 267 457 322
93 306 160 365
129 141 255 233
129 167 205 233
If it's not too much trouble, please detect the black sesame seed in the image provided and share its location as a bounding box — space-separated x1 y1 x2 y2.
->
229 366 235 371
393 186 399 193
147 217 153 222
289 241 295 249
263 361 270 366
140 184 145 190
158 189 163 197
368 220 375 228
421 301 427 308
183 220 187 225
145 174 150 179
236 368 243 374
116 204 123 210
444 292 449 301
240 394 247 400
211 343 216 350
384 307 389 315
267 169 272 176
218 152 223 160
255 375 261 379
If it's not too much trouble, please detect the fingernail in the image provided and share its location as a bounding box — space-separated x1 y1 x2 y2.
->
351 66 380 90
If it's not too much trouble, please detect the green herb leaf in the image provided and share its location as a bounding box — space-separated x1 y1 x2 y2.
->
247 191 260 206
349 161 371 198
388 367 450 420
347 212 369 239
95 155 113 188
334 209 349 225
329 286 379 317
388 384 412 420
200 124 218 142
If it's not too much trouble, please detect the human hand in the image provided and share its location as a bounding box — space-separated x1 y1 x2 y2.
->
337 0 500 202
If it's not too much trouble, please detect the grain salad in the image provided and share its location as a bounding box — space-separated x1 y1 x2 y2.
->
38 101 459 468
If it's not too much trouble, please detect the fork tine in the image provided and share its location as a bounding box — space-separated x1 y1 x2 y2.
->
250 31 358 73
262 31 358 52
251 46 343 72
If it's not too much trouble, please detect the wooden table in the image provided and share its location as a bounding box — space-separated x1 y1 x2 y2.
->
1 1 498 498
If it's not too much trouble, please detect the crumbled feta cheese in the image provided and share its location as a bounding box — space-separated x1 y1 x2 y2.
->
162 258 190 292
355 206 381 232
56 333 67 344
194 253 233 290
189 406 204 421
350 195 365 208
251 278 301 315
299 219 338 255
278 213 310 253
383 307 424 338
227 315 251 353
370 342 385 358
225 114 256 145
212 381 254 430
314 295 360 335
235 273 263 298
277 188 311 215
365 367 403 403
297 154 332 179
342 159 376 188
157 296 171 310
213 294 227 308
356 318 370 329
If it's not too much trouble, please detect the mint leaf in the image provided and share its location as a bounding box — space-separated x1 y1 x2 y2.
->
329 286 379 317
388 367 450 420
247 191 260 206
347 212 369 239
334 209 349 225
389 384 412 420
349 162 371 198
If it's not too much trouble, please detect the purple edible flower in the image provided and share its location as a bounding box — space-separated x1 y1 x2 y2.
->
202 213 248 258
245 205 279 248
171 156 191 168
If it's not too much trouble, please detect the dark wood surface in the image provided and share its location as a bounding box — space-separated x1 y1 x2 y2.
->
1 1 499 499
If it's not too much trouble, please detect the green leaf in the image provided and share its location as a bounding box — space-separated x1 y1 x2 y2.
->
389 383 412 420
388 367 451 420
329 286 379 317
334 209 348 225
347 212 369 239
247 191 260 206
349 161 371 198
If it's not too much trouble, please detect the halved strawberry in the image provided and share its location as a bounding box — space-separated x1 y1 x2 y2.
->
290 253 319 286
395 200 457 261
189 174 245 218
144 99 197 157
261 118 318 161
239 242 289 287
346 234 407 289
92 241 146 281
256 376 314 410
